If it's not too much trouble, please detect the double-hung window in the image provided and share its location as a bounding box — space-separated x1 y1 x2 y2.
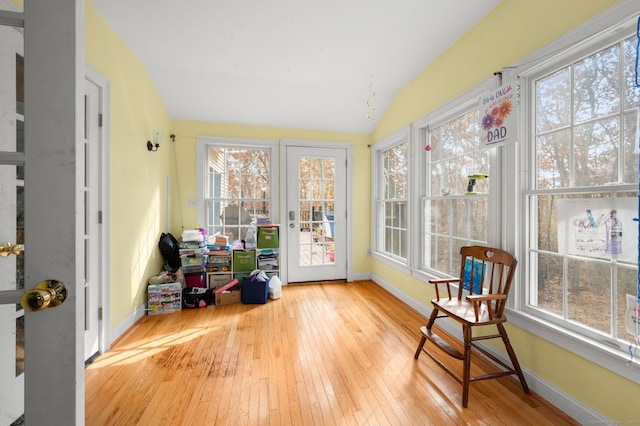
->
520 16 640 363
417 84 495 277
372 129 409 263
196 137 278 243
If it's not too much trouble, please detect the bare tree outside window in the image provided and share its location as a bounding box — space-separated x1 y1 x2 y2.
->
424 108 489 276
205 147 270 242
529 34 640 344
377 142 408 259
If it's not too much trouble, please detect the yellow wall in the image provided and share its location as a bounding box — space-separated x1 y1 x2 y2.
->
371 0 637 421
86 1 173 326
169 121 372 277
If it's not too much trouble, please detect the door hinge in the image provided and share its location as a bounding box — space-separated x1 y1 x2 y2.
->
98 307 103 321
98 211 103 224
98 113 103 127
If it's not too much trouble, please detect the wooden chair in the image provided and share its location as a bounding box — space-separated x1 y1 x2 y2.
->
414 245 530 407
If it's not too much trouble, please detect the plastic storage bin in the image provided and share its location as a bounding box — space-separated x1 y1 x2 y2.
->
185 271 206 287
148 283 182 315
241 277 269 304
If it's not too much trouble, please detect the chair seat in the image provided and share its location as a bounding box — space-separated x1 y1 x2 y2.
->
432 298 505 325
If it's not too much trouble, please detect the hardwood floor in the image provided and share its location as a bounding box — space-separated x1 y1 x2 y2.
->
85 280 578 425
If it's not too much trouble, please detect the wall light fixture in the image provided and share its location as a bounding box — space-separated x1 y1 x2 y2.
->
147 130 162 152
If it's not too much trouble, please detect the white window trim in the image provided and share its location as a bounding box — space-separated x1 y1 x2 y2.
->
503 0 640 383
371 126 411 272
410 77 502 283
195 136 279 231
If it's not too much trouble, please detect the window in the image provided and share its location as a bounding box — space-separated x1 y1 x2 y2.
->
196 137 278 244
521 19 640 359
422 107 490 276
412 79 498 279
373 129 409 262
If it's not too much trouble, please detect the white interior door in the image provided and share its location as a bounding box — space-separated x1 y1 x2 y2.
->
286 145 347 282
0 1 84 425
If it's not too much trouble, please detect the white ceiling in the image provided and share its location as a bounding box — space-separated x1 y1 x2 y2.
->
92 0 501 133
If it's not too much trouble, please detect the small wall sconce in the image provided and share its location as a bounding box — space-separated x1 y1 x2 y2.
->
147 130 162 152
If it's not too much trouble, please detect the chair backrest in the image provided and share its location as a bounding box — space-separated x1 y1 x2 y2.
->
456 246 517 318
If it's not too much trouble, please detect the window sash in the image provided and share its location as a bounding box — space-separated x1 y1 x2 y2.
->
522 28 640 353
420 105 491 275
195 137 278 241
376 141 409 260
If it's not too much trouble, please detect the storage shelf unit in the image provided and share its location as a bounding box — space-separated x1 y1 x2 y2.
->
256 225 279 279
206 249 233 290
206 225 280 288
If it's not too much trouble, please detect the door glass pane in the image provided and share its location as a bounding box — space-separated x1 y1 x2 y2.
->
298 157 335 266
0 12 26 426
16 315 24 376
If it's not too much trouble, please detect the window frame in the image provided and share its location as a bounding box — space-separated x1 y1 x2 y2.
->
371 127 411 271
412 80 502 282
195 136 279 238
504 4 640 383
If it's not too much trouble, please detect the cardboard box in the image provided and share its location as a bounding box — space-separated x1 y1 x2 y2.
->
215 289 241 306
214 278 241 306
148 283 182 315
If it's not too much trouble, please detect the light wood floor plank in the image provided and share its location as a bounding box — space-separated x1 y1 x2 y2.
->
86 280 579 425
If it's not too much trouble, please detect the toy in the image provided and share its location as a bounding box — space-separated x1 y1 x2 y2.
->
466 174 488 195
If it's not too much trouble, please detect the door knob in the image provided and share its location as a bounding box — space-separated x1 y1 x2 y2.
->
0 242 24 257
20 280 68 312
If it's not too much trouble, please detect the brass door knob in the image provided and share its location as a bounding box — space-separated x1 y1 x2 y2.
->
0 242 24 257
20 280 68 312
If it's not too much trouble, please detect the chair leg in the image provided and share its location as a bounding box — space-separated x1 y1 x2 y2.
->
426 307 438 330
497 323 530 394
414 335 426 359
461 326 472 408
414 308 439 360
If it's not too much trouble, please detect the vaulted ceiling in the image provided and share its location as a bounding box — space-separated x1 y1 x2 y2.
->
92 0 501 133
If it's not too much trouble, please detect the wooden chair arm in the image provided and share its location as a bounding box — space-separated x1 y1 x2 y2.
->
428 278 461 300
465 294 507 322
466 294 507 302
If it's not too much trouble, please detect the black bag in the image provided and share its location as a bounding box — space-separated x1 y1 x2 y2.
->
158 232 181 271
182 287 212 308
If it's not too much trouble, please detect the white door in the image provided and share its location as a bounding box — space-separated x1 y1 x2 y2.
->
83 76 103 362
285 145 348 282
0 1 84 425
0 8 26 424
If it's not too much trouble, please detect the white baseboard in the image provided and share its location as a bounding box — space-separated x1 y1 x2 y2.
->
348 272 371 282
109 302 147 345
371 273 609 424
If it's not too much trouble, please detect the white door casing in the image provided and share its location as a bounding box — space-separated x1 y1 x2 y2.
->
84 71 110 363
281 142 352 283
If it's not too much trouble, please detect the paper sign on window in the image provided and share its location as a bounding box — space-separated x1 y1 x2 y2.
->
480 82 517 148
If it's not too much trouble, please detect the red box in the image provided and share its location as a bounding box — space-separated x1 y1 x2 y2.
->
185 271 206 287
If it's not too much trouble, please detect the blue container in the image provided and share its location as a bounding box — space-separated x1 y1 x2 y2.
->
241 277 269 304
